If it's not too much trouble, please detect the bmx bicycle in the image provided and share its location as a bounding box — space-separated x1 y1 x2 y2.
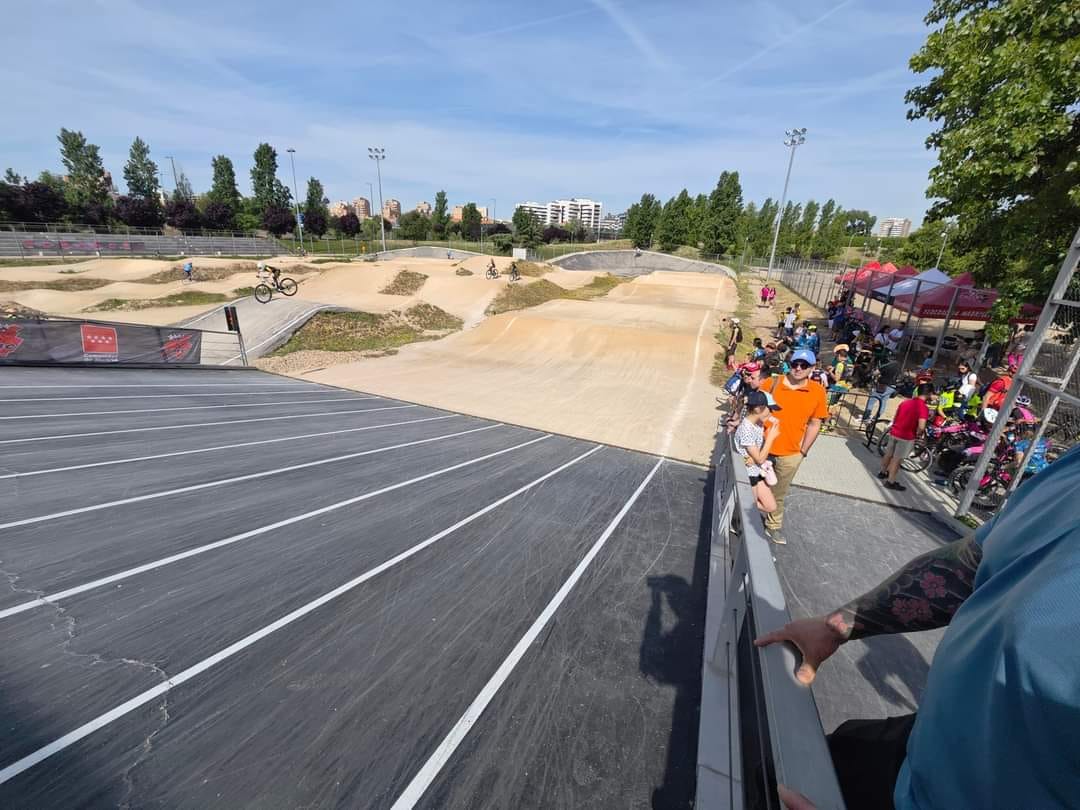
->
485 266 499 280
254 276 298 303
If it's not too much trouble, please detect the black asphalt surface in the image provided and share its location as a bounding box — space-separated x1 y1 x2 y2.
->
0 366 710 809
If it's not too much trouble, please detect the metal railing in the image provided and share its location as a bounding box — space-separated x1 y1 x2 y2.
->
697 434 844 809
0 220 264 239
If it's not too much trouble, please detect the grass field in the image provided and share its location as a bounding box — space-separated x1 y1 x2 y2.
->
271 304 462 355
486 273 626 315
379 270 428 295
90 291 230 311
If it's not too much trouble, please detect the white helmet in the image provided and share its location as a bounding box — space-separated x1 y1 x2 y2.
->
982 407 999 424
257 261 266 270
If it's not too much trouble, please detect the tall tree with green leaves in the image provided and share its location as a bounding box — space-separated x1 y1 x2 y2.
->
906 0 1079 333
303 177 330 237
460 202 482 241
752 199 779 257
122 137 160 200
653 197 679 251
623 193 661 248
512 205 541 248
701 171 743 257
57 128 111 221
206 155 240 227
432 190 450 237
250 143 281 212
794 199 820 257
172 170 194 202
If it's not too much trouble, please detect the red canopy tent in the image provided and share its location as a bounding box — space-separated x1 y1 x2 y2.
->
891 272 1040 322
853 262 918 295
834 260 880 285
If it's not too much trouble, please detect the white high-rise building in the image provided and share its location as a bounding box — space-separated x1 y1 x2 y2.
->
514 198 603 229
876 217 912 238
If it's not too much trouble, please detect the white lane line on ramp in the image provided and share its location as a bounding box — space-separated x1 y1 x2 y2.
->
0 395 373 420
0 434 569 622
0 415 458 480
0 423 506 531
0 439 594 783
0 389 325 403
390 457 664 810
0 404 414 446
659 286 722 458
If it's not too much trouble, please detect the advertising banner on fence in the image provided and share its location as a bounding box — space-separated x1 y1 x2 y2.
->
0 319 202 365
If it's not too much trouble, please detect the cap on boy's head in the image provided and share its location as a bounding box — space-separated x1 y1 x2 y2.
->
791 348 817 366
746 390 782 411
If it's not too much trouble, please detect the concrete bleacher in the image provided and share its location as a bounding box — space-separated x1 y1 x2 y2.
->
0 230 281 258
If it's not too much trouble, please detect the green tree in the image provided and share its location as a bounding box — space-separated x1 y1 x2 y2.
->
460 202 482 240
172 170 194 202
512 205 541 248
303 177 330 237
844 209 876 236
122 137 160 200
752 198 779 256
686 193 709 246
4 169 23 185
432 190 450 237
250 143 280 212
623 193 661 248
906 0 1079 332
794 199 820 257
57 128 111 221
397 210 430 240
653 197 679 251
701 171 743 256
206 155 240 227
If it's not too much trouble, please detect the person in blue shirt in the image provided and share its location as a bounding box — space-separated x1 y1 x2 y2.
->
805 325 821 356
182 260 194 281
759 443 1080 810
1012 422 1050 476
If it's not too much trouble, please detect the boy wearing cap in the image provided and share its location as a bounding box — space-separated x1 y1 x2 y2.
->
759 348 829 544
734 390 783 513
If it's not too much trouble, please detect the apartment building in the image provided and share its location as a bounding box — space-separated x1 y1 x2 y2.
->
352 197 371 219
415 201 432 216
513 198 603 229
382 199 402 223
328 201 350 218
876 217 912 238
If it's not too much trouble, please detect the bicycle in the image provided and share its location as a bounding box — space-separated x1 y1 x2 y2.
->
509 266 521 282
254 276 298 303
871 420 933 472
485 267 499 280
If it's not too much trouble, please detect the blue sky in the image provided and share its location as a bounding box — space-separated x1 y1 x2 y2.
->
2 0 939 225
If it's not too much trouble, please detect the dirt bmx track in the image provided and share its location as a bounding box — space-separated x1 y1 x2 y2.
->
301 269 736 464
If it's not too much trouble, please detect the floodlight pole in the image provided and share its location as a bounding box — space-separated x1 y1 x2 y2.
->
766 128 806 281
368 147 387 253
286 148 304 255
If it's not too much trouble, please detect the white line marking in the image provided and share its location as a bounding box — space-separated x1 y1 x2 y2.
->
0 383 311 389
0 415 458 480
0 404 416 446
0 390 331 403
0 440 592 782
0 396 373 420
0 441 593 622
0 424 509 530
390 457 664 809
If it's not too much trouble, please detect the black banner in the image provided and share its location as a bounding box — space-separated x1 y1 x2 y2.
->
0 319 202 365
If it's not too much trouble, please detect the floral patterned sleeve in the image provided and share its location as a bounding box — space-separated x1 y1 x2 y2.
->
832 535 983 639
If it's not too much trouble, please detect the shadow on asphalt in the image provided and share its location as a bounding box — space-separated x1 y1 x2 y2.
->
638 468 713 810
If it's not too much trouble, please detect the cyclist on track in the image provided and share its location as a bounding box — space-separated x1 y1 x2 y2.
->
257 261 282 288
182 260 194 281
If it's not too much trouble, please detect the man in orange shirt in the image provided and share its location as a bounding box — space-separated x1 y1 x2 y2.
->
760 348 829 544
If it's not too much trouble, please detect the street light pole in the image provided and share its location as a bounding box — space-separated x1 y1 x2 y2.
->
935 230 949 269
286 148 304 255
368 147 387 253
366 182 376 246
164 156 179 195
766 127 807 281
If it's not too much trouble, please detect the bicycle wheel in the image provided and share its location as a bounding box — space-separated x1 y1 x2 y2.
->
278 277 298 296
906 442 933 473
254 284 273 304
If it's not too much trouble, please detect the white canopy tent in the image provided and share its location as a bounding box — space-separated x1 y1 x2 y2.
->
872 267 951 297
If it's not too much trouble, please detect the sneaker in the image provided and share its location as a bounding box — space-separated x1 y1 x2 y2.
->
884 481 907 491
877 471 888 480
766 529 787 545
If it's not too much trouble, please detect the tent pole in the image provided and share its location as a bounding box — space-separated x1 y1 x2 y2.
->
930 284 961 368
882 275 898 325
